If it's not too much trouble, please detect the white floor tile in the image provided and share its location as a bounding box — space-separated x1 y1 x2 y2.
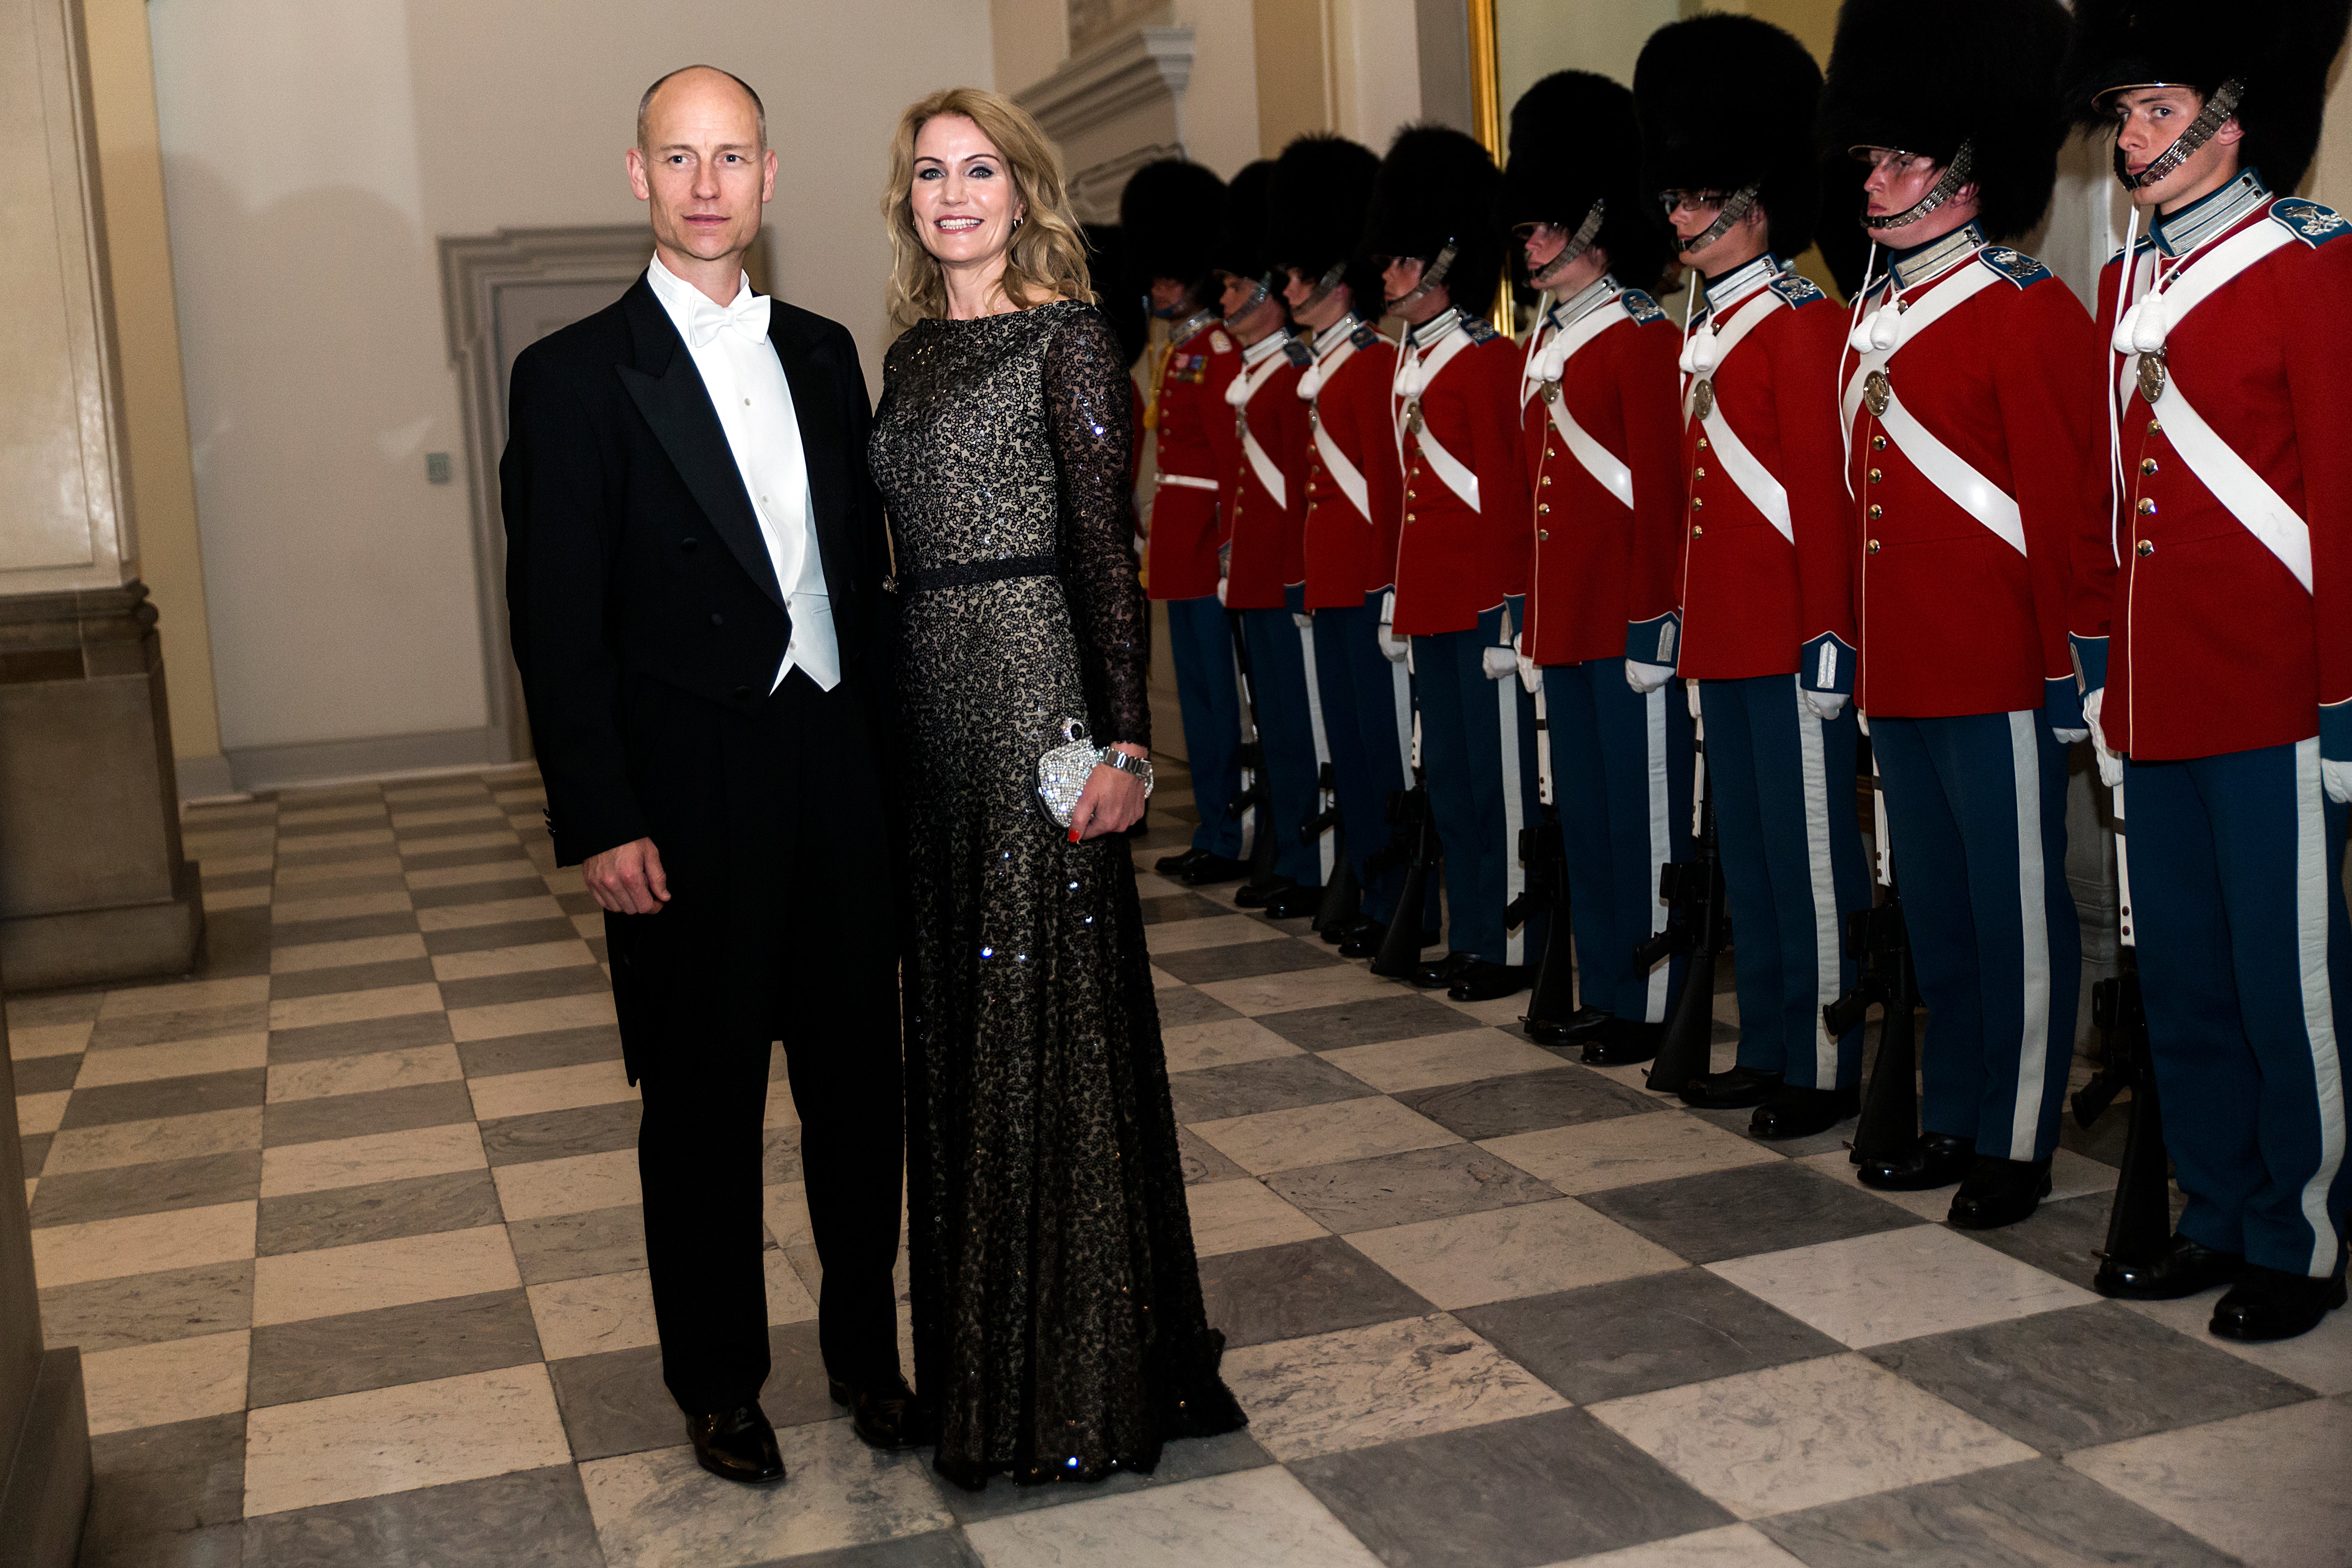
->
243 1363 571 1516
74 1032 269 1088
98 976 270 1019
31 1200 256 1288
1349 1197 1683 1310
1481 1110 1777 1196
494 1147 641 1222
42 1107 263 1176
1318 1028 1564 1094
430 939 597 982
1187 1178 1329 1256
447 990 617 1043
259 1119 486 1199
269 933 428 974
963 1465 1382 1568
1143 914 1294 954
1534 1523 1809 1568
2067 1394 2352 1568
13 1091 68 1137
466 1057 633 1121
266 982 443 1033
1707 1225 2096 1348
266 1043 463 1103
1192 1096 1459 1176
80 1330 250 1436
252 1223 520 1326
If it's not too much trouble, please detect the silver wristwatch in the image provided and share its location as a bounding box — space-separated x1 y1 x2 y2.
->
1101 749 1155 795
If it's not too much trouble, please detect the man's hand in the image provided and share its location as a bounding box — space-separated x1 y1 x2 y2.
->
1069 745 1149 840
584 837 671 914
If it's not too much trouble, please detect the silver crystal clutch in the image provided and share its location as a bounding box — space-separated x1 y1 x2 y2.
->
1036 717 1105 829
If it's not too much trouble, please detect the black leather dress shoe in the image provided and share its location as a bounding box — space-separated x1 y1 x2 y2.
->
1410 951 1479 989
1857 1132 1977 1191
1678 1065 1783 1110
1522 1005 1613 1044
1581 1020 1663 1065
2094 1233 2246 1300
1178 853 1250 886
2209 1261 2349 1342
1154 846 1208 876
1264 883 1325 920
1947 1155 2051 1229
1343 922 1441 961
1322 913 1377 947
1234 876 1296 909
1749 1082 1860 1140
687 1404 786 1484
829 1374 931 1450
1447 961 1534 1002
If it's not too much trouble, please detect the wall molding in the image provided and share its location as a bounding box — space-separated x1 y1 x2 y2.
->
1016 25 1194 223
225 724 508 795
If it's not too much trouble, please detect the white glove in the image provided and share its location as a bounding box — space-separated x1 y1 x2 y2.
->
1626 659 1674 694
1857 709 1870 736
1377 619 1409 663
2324 757 2350 805
2085 688 2124 787
1514 634 1541 695
1292 610 1314 629
1215 576 1229 606
1804 690 1849 722
1481 644 1518 680
2051 726 2091 745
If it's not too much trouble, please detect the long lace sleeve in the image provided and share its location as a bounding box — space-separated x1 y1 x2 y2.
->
1043 305 1149 750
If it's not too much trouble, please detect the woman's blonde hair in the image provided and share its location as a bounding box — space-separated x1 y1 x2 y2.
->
883 87 1092 329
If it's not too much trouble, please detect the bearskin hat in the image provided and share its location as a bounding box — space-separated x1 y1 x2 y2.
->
1214 159 1282 289
1634 14 1826 258
1118 158 1226 304
1362 124 1506 317
1503 70 1670 295
2062 0 2352 195
1267 134 1385 316
1818 0 2071 241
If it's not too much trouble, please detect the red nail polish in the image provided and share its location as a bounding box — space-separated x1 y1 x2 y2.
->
1068 826 1082 843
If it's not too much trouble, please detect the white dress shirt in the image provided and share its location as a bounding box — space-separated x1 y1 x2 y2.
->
645 254 838 692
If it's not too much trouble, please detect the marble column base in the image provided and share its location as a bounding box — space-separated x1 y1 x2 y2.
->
0 1348 91 1568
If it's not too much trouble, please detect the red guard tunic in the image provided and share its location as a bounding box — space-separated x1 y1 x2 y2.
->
1841 232 2102 716
1145 311 1240 603
1219 331 1313 610
1517 280 1686 666
1300 318 1403 606
2077 182 2352 760
1390 311 1533 635
1675 260 1855 681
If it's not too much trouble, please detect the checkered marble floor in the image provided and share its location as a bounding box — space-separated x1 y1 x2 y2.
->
11 758 2349 1568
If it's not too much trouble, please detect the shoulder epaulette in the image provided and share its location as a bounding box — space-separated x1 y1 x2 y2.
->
1209 329 1234 354
1281 336 1314 367
1350 322 1385 350
2270 198 2351 247
1620 289 1667 325
1461 317 1501 343
1767 273 1827 308
2109 234 2158 265
1976 245 2054 288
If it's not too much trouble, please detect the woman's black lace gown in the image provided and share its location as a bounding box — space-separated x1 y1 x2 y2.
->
868 299 1244 1489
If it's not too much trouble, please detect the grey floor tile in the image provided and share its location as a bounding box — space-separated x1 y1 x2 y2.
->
458 1023 625 1079
752 1531 984 1568
422 915 585 957
1254 993 1477 1052
1150 939 1343 985
266 957 439 1001
38 1259 253 1353
1687 1102 1860 1159
272 841 393 870
82 1412 244 1565
267 1008 454 1064
241 1464 600 1568
261 1079 476 1147
483 1099 641 1167
1196 1235 1435 1349
765 1123 804 1184
1177 1127 1245 1184
59 1067 269 1131
29 1149 261 1228
1290 1407 1732 1568
272 872 409 902
1865 1300 2316 1455
412 875 547 911
437 964 610 1012
1140 891 1234 925
257 1169 505 1256
1264 1143 1560 1234
1579 1160 1922 1265
196 907 273 978
1758 1455 2244 1567
401 842 537 871
11 1052 82 1094
20 1133 50 1179
509 1202 648 1285
266 910 421 948
1393 1065 1659 1141
85 1001 271 1053
548 1319 833 1461
1456 1267 1842 1405
79 1521 244 1568
931 1428 1272 1525
557 890 602 916
1153 987 1245 1031
247 1288 543 1408
1167 1054 1376 1123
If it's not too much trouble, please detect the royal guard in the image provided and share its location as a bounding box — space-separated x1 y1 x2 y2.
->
1635 16 1873 1139
1819 0 2098 1226
1267 133 1437 955
2066 0 2351 1339
1365 126 1546 1002
1125 159 1248 885
1212 161 1323 915
1503 71 1692 1061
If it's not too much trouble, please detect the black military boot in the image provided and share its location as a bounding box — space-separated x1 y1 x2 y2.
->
2210 1252 2348 1342
1749 1082 1859 1140
1678 1065 1782 1110
1857 1132 1976 1191
1947 1155 2051 1229
2094 1234 2245 1300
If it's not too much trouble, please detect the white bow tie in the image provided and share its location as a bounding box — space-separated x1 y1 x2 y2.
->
687 289 771 349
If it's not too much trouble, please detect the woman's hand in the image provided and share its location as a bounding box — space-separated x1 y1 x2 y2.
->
1068 743 1148 840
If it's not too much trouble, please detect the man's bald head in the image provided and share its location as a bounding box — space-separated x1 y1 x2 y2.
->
637 65 767 153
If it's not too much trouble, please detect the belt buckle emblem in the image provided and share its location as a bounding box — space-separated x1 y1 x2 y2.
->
1539 380 1560 405
2137 350 2167 405
1863 370 1891 419
1691 379 1715 421
1403 399 1424 435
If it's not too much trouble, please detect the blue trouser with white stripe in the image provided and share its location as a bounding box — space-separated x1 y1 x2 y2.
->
1165 594 1243 858
1241 592 1326 888
2127 739 2350 1278
1414 601 1549 967
1545 660 1696 1022
1699 675 1871 1088
1314 592 1421 924
1870 711 2082 1161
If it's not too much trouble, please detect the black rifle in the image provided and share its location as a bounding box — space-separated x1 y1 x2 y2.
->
1301 764 1362 932
1828 888 1921 1165
1369 785 1438 976
1639 753 1726 1091
1225 612 1284 897
2075 785 2174 1270
1515 810 1577 1027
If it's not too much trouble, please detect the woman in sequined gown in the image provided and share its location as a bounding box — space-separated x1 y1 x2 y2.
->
866 89 1244 1490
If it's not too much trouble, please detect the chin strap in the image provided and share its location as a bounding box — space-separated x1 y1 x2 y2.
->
1861 143 1976 231
1385 240 1459 314
1293 259 1348 315
1678 183 1761 260
1528 201 1608 290
2115 78 2245 191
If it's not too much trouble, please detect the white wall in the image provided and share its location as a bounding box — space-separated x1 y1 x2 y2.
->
150 0 993 758
1333 0 1423 154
